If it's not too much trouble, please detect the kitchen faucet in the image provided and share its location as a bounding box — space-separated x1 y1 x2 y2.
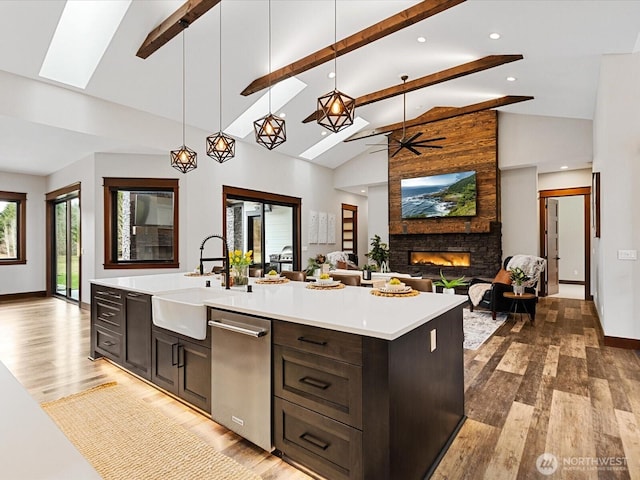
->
199 234 230 289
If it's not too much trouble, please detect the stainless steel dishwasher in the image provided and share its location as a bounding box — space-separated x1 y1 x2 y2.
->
208 308 272 452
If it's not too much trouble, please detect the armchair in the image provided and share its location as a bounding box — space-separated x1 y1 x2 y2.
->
468 256 540 320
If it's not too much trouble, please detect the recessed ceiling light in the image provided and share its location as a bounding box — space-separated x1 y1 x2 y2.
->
489 32 501 40
225 77 307 138
279 112 286 118
561 165 569 170
417 36 426 43
299 117 369 160
39 0 132 89
360 189 366 193
321 131 327 136
506 76 517 82
328 72 336 79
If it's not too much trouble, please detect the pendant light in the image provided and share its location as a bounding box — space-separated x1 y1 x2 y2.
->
253 0 286 150
206 1 235 163
171 21 197 174
317 0 355 133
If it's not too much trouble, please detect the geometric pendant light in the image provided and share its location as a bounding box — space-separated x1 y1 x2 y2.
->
254 0 286 150
206 0 235 163
317 0 355 133
171 22 197 173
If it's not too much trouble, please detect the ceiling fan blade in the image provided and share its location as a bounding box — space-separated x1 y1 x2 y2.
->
390 145 404 157
368 147 390 154
420 145 444 149
419 136 447 143
405 145 422 156
407 132 423 143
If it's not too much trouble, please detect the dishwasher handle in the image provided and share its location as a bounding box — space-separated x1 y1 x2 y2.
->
208 320 268 338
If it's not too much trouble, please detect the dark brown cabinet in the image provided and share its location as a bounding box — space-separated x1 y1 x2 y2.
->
273 305 466 480
91 285 152 381
151 327 211 413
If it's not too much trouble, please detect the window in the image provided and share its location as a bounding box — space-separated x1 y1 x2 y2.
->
104 178 179 269
0 192 26 265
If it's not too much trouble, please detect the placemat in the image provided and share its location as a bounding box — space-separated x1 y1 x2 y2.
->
306 283 345 290
183 272 216 277
255 278 290 284
371 288 420 297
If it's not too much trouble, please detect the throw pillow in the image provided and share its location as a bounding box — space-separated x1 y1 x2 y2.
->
493 268 512 285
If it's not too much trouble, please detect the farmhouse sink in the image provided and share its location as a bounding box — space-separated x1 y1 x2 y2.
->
152 287 237 340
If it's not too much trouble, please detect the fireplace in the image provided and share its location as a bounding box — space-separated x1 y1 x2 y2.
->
389 222 502 279
410 251 471 268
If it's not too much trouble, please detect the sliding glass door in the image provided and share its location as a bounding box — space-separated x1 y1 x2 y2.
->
52 194 80 301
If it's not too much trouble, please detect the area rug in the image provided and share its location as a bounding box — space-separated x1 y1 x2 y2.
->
463 308 507 350
42 383 262 480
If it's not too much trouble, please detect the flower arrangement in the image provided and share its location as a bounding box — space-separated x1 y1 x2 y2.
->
509 267 530 286
228 249 252 286
305 253 327 276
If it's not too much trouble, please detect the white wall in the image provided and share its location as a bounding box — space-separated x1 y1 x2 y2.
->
556 196 585 282
500 167 539 259
592 52 640 340
367 184 389 252
499 112 592 172
333 148 387 190
0 172 46 295
538 169 592 190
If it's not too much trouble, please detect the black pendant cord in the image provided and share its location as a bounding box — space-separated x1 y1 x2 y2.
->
218 1 223 131
268 0 272 113
181 29 186 146
333 0 337 91
401 75 408 140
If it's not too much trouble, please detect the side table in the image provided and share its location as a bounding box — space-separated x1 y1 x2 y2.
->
503 291 537 324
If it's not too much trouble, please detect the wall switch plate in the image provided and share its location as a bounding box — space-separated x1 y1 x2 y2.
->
618 249 637 260
430 329 437 352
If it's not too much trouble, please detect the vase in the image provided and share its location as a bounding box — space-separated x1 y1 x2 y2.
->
231 265 249 286
443 287 455 295
380 261 389 273
513 284 525 295
363 270 372 280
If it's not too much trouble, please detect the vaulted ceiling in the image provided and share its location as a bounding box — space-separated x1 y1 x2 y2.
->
0 0 639 176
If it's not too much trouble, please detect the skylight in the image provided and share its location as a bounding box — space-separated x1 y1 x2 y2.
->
39 0 132 89
224 77 307 138
299 117 370 160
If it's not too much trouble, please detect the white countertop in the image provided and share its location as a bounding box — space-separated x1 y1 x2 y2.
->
0 361 101 479
92 273 467 340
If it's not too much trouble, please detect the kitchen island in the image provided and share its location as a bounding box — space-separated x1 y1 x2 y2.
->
91 273 467 480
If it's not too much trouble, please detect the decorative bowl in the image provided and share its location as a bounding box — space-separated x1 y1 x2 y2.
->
317 277 334 285
384 281 406 292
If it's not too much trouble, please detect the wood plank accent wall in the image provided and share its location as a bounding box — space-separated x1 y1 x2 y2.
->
388 110 498 235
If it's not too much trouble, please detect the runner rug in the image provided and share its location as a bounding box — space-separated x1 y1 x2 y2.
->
42 382 261 480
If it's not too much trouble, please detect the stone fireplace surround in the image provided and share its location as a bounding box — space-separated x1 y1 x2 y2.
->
389 222 503 280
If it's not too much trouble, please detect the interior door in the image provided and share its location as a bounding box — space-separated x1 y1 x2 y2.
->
546 198 560 295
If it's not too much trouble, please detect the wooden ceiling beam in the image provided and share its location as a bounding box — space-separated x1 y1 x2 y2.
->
302 54 523 123
344 95 534 142
136 0 221 59
240 0 466 96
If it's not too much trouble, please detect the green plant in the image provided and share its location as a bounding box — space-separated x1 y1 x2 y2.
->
305 253 327 276
509 267 530 286
434 270 468 289
362 263 377 272
365 234 389 268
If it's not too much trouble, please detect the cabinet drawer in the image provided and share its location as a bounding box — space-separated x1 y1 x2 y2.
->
274 398 362 480
95 299 123 330
93 288 124 305
95 325 122 360
274 345 362 429
273 321 362 365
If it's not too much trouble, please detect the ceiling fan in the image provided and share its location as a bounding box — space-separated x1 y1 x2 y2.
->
369 75 446 157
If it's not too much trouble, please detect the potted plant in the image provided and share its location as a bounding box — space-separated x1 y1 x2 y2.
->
365 235 390 273
305 253 327 277
509 267 530 295
361 263 377 280
434 270 468 294
228 249 253 286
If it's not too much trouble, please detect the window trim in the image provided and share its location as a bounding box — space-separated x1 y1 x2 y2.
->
103 178 179 269
0 191 26 265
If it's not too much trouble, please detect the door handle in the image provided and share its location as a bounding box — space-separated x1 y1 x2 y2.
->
171 343 179 366
208 320 267 338
177 344 185 368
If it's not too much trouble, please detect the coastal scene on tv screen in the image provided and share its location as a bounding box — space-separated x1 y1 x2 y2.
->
401 170 477 219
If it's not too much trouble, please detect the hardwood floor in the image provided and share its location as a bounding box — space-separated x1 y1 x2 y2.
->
1 296 639 479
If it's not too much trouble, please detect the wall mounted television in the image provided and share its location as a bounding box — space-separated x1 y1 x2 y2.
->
401 170 477 219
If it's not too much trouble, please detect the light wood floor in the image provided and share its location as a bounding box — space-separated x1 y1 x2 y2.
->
1 296 639 479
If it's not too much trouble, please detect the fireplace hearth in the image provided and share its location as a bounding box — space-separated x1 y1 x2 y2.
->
390 222 502 279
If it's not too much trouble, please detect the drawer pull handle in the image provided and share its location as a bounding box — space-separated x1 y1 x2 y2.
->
127 293 142 297
299 376 330 390
97 290 121 299
299 432 329 451
100 312 116 318
103 340 115 347
297 336 327 346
